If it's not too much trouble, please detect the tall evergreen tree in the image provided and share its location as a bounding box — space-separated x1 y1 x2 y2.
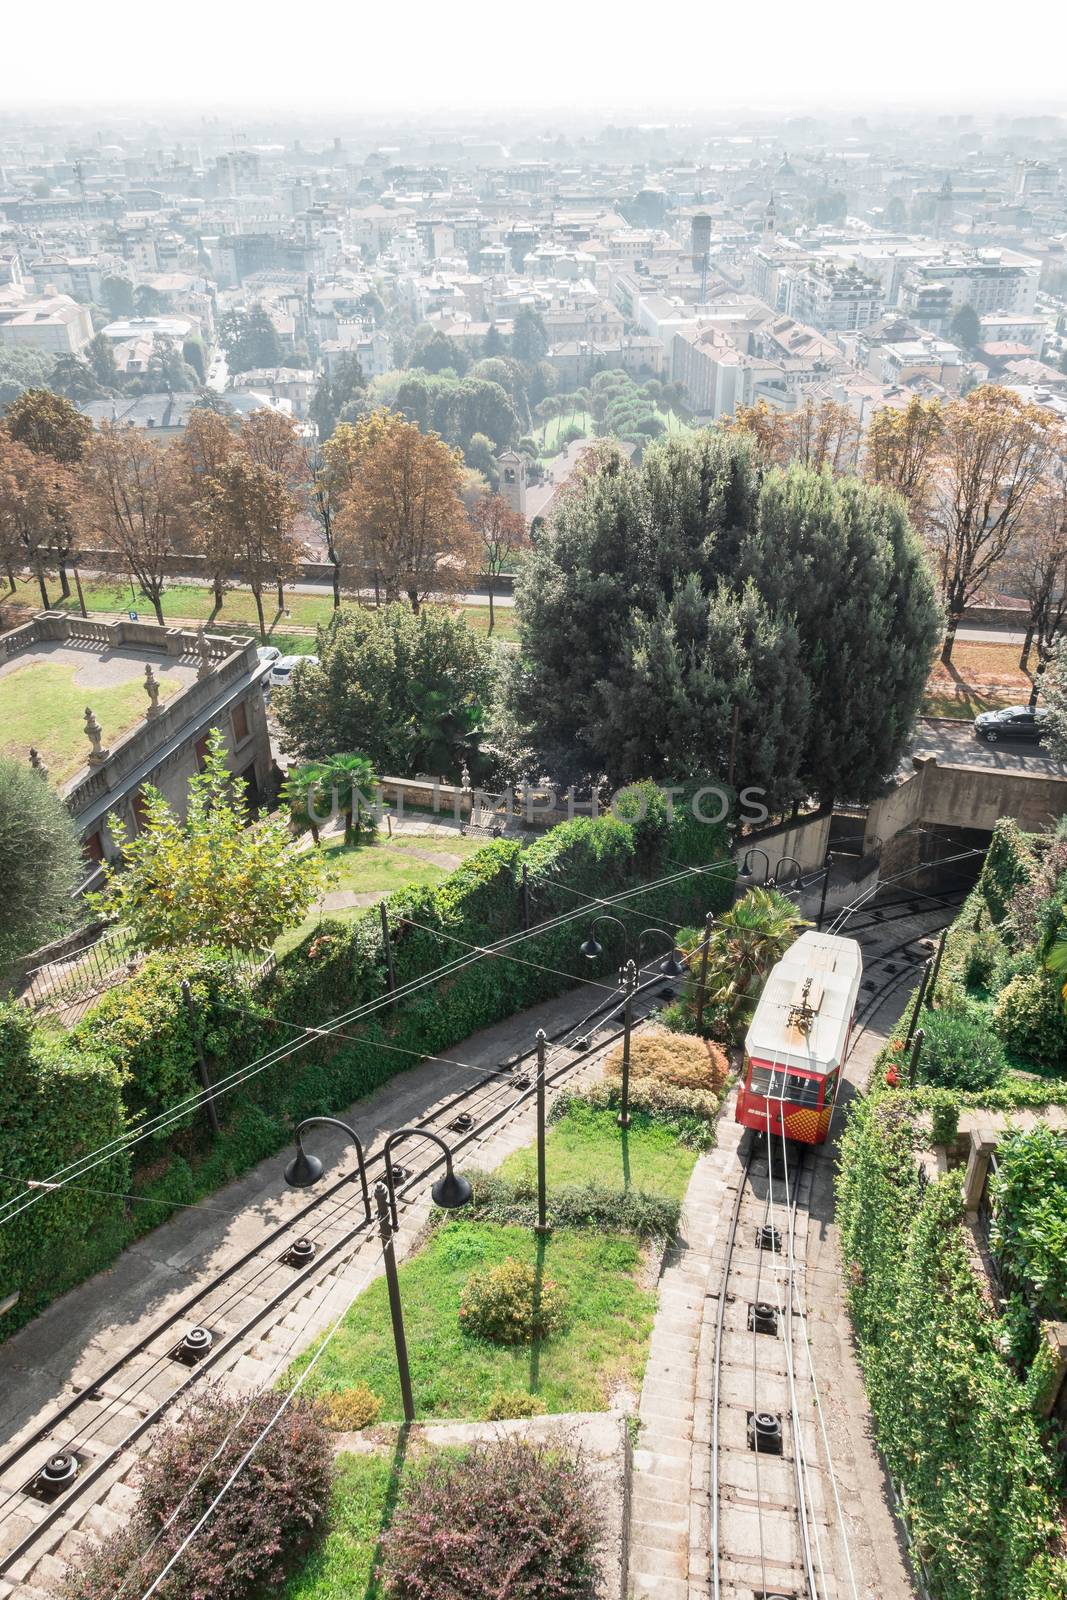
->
511 433 940 804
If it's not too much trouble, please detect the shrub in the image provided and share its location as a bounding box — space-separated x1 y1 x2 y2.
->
482 1388 547 1420
603 1025 728 1093
979 819 1039 926
928 1091 960 1148
992 970 1067 1074
462 1169 681 1238
320 1383 383 1431
59 1390 333 1600
837 1101 1067 1600
377 1437 602 1600
916 1007 1008 1092
989 1124 1067 1317
74 950 268 1134
459 1257 569 1344
574 1078 722 1146
962 927 1003 990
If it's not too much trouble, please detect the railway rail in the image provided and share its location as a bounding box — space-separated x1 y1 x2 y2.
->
0 965 675 1585
707 890 960 1598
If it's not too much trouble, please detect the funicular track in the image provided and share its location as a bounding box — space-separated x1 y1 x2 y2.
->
0 966 674 1583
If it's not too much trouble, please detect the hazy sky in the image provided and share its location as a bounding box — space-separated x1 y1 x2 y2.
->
6 0 1067 116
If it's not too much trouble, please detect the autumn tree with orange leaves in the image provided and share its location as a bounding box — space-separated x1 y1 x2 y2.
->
329 409 477 611
198 454 300 639
469 492 528 633
84 426 183 624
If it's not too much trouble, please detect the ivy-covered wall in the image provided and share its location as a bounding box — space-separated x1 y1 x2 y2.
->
0 786 733 1339
837 1096 1067 1600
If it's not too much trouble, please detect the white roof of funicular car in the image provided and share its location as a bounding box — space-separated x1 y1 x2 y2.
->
745 930 863 1075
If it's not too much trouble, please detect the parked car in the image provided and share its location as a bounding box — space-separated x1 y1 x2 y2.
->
270 653 319 688
257 645 282 667
973 705 1049 745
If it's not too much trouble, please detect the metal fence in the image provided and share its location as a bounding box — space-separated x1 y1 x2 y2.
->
20 929 275 1022
19 923 142 1019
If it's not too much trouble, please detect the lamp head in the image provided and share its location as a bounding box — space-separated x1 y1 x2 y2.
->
431 1168 473 1210
737 861 753 885
284 1147 324 1188
580 934 604 962
660 951 686 979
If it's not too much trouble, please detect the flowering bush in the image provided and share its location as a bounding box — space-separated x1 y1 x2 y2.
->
59 1390 332 1600
458 1256 568 1344
378 1438 602 1600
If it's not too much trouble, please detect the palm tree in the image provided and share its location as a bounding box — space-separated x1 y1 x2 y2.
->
280 762 329 845
320 753 378 844
696 888 810 1040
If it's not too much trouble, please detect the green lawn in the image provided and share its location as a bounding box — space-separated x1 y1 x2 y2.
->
284 1452 395 1600
286 1220 656 1419
0 658 182 781
274 832 490 956
499 1101 697 1200
8 580 519 643
536 409 594 454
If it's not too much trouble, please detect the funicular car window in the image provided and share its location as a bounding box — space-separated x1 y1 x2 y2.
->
748 1065 822 1107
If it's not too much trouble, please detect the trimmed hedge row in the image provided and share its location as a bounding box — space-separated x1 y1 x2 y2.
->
837 1096 1067 1600
1 786 733 1339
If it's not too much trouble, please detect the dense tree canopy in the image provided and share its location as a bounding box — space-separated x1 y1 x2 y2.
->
274 603 497 782
0 756 85 970
510 431 941 804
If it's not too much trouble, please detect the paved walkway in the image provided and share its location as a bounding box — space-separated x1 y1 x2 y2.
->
627 1002 917 1600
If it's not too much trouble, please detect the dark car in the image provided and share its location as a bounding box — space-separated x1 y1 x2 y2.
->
973 705 1049 745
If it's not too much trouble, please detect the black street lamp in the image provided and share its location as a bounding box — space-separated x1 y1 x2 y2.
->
769 854 802 889
579 915 685 978
579 913 626 963
283 1120 472 1425
382 1127 473 1232
285 1117 371 1221
736 847 770 889
636 926 686 979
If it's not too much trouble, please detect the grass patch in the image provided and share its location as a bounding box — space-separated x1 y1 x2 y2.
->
923 639 1035 718
499 1100 696 1200
283 1451 395 1600
286 1220 656 1420
0 657 182 780
273 832 489 955
10 579 519 643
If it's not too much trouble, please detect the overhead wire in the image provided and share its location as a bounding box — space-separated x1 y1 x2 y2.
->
0 854 729 1227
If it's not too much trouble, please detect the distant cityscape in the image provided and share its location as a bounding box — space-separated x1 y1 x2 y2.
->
1 109 1065 489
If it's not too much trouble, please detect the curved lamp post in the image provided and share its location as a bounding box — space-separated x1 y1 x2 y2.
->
735 847 770 888
636 926 686 979
283 1120 471 1426
383 1127 473 1232
285 1116 371 1221
579 913 627 963
580 916 685 978
769 854 802 889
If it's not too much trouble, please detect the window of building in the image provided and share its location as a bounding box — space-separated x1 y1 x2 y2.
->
194 735 211 772
83 830 104 863
231 699 250 745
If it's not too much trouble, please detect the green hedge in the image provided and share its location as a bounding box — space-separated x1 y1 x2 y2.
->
1 787 733 1340
837 1096 1067 1600
0 1004 129 1330
979 819 1040 927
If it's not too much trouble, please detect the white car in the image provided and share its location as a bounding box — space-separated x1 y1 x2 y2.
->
257 645 282 667
270 653 319 688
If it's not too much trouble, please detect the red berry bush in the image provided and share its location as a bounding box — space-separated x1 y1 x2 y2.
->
378 1437 602 1600
59 1389 333 1600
